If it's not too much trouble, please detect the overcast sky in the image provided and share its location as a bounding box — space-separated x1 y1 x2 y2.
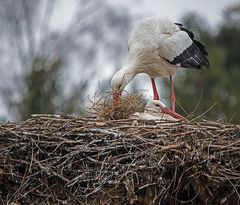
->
52 0 240 32
108 0 240 27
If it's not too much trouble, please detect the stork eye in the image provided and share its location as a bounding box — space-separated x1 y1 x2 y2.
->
155 104 161 107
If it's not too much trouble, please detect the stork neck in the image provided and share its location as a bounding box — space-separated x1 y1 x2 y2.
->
119 64 136 88
121 63 135 73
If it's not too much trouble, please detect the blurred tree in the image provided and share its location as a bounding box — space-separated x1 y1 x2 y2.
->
19 56 62 118
175 5 240 122
0 0 132 120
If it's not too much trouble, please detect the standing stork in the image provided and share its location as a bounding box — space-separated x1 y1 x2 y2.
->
111 17 209 118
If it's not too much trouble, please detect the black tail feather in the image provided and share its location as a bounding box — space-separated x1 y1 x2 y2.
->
193 40 208 56
174 23 210 69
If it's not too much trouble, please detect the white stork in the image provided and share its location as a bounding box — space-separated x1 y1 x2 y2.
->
130 100 181 121
111 17 209 119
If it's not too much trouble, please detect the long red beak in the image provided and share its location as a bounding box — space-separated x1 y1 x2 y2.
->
161 107 185 120
113 91 121 104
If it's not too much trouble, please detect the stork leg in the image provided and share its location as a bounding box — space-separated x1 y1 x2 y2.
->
169 75 175 112
150 78 160 100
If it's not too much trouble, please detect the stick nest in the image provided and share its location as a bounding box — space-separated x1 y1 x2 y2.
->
88 93 145 120
0 115 240 205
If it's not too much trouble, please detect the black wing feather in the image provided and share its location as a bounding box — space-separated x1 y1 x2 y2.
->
174 22 183 27
171 23 210 69
193 40 208 55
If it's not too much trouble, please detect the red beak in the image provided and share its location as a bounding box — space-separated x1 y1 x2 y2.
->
161 107 185 120
113 91 121 104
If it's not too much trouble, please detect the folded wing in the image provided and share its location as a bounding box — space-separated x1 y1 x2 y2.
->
159 24 209 69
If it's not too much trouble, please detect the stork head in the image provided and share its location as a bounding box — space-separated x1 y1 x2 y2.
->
111 66 135 103
145 100 184 120
145 100 166 115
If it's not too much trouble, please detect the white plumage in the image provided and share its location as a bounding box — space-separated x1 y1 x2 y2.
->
127 17 192 73
111 17 209 117
130 100 179 121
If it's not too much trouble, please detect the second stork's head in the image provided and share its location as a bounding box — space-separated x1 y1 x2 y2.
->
145 100 185 120
111 65 135 103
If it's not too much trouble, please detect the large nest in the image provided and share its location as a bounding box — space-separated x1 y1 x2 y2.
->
0 114 240 205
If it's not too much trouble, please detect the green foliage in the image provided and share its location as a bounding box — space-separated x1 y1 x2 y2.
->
20 57 62 119
19 56 87 120
175 7 240 122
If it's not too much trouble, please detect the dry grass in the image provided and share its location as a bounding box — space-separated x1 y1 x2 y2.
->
88 92 145 120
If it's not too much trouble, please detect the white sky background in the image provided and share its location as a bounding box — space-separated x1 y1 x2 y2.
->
108 0 240 27
0 0 239 120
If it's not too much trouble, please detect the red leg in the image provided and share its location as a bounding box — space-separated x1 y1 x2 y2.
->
151 78 159 100
169 75 175 112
